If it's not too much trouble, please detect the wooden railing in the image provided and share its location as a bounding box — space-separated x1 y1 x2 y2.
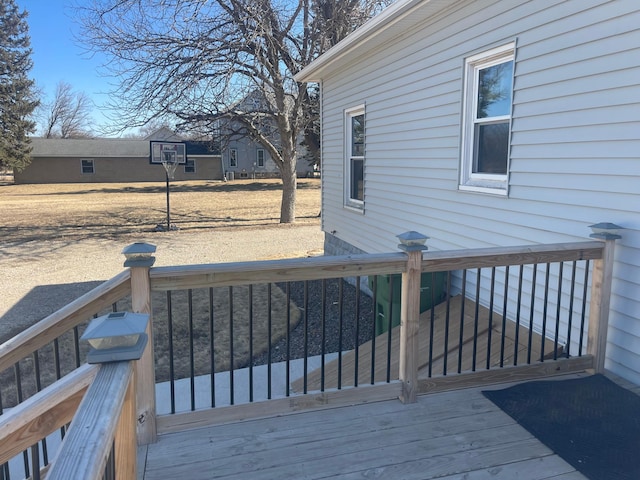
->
0 361 137 480
0 234 617 479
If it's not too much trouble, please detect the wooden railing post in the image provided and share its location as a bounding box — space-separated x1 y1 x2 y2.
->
587 223 622 373
122 242 157 445
397 232 429 404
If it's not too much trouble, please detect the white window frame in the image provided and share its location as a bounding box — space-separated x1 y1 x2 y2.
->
184 158 196 173
460 42 515 195
81 159 94 174
229 148 238 167
344 105 365 210
256 149 265 167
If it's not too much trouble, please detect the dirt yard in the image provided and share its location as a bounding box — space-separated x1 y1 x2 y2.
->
0 178 321 244
0 179 323 342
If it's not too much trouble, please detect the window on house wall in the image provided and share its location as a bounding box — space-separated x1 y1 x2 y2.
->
229 148 238 167
81 159 94 174
345 105 365 209
184 158 196 173
257 149 265 167
460 42 515 194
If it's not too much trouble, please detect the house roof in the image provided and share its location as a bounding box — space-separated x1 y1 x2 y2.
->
30 137 221 158
295 0 453 82
185 141 221 156
30 138 150 158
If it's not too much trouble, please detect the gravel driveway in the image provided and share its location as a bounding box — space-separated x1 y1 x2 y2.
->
0 224 324 343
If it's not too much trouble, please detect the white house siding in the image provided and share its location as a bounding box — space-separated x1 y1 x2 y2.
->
318 0 640 383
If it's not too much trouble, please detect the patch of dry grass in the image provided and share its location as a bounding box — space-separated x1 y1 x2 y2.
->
0 179 319 407
0 178 321 244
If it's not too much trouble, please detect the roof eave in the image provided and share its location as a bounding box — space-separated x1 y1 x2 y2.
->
295 0 431 83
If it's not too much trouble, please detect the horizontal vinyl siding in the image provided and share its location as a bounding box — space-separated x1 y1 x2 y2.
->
320 0 640 382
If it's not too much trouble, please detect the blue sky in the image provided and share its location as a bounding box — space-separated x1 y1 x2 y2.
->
16 0 113 132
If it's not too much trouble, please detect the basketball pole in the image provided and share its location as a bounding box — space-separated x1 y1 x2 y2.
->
165 172 171 231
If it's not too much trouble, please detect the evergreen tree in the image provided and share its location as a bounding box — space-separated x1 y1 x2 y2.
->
0 0 38 172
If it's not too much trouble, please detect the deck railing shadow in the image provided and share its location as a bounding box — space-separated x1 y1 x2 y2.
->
0 232 617 479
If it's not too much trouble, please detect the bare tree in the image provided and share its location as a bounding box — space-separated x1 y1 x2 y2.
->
76 0 392 223
41 81 93 138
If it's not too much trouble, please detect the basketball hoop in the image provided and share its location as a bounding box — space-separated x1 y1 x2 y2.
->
161 152 179 180
157 144 183 180
149 141 187 231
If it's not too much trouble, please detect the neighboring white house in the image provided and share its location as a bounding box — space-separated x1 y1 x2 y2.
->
220 90 316 179
296 0 640 383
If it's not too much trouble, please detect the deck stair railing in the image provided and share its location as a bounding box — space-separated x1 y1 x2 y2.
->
0 229 619 479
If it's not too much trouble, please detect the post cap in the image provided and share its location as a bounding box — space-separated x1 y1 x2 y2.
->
589 222 623 240
397 231 429 252
122 242 157 267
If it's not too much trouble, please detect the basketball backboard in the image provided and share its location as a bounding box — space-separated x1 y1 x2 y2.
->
149 141 187 165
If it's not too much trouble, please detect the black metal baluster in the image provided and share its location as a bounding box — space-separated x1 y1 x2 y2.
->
32 351 49 466
30 444 40 480
486 267 496 370
229 286 234 405
527 264 538 364
579 260 590 355
354 276 361 387
443 272 451 376
385 275 394 383
267 283 272 400
53 339 61 381
73 326 81 368
566 261 578 358
303 281 309 394
428 272 437 377
188 289 195 411
320 279 326 392
0 394 8 480
285 282 291 397
513 265 524 365
472 268 481 372
457 270 467 374
167 291 176 414
370 276 377 384
15 362 30 480
208 287 216 408
338 279 344 389
540 263 551 361
554 262 564 360
500 266 510 368
248 285 254 403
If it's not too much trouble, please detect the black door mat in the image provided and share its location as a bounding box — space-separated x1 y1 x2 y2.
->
483 374 640 480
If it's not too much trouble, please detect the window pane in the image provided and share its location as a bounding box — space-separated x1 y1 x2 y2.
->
474 122 509 174
477 60 513 119
350 158 364 201
351 114 364 157
81 160 93 174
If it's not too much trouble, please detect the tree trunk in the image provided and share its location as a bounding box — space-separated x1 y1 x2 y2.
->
280 166 297 223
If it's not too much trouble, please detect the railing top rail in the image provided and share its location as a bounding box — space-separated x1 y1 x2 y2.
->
47 361 133 480
421 241 604 272
0 270 131 374
149 252 407 291
148 241 604 291
0 363 98 465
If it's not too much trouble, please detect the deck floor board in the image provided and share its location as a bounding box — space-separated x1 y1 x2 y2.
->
140 381 585 480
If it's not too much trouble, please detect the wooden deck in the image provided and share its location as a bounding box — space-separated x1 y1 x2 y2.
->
292 295 560 392
138 377 590 480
